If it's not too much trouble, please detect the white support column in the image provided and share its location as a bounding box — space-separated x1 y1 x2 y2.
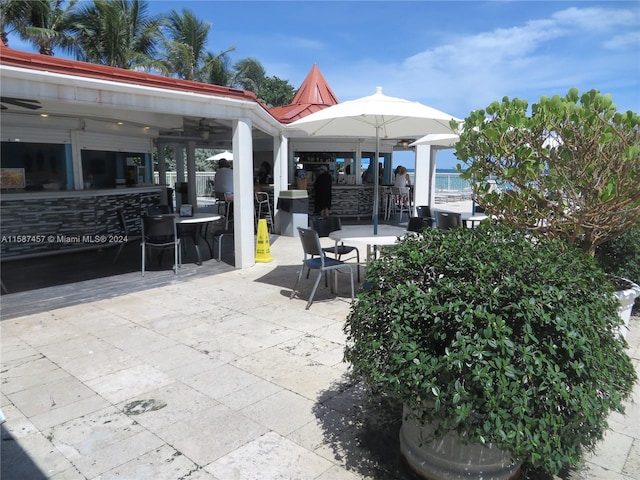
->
232 117 254 269
414 144 432 208
156 141 168 205
186 140 197 208
175 145 185 208
70 130 83 189
273 134 288 234
428 147 438 207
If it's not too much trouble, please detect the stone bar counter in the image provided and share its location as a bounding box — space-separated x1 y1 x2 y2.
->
0 186 163 258
304 184 379 218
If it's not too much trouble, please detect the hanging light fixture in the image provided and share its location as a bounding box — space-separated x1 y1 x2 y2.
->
396 139 414 149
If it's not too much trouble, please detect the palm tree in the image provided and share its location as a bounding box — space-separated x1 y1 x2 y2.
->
232 57 266 92
201 49 235 86
1 0 36 47
162 8 208 81
69 0 163 69
13 0 77 55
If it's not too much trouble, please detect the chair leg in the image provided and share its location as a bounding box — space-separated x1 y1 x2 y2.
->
113 242 125 264
348 267 355 300
174 241 179 274
291 264 305 300
306 271 324 310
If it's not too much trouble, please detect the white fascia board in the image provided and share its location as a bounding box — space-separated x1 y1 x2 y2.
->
1 65 283 135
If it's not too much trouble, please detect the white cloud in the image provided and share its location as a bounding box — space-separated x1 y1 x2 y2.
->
328 6 639 116
604 32 640 50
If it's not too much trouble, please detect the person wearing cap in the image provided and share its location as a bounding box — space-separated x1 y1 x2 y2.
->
314 165 332 218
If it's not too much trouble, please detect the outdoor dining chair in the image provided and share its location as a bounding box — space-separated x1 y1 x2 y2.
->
407 216 433 232
112 209 140 264
416 205 436 225
291 227 354 310
311 216 361 282
435 211 463 231
141 215 180 276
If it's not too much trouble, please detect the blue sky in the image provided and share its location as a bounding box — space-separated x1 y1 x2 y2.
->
8 1 640 169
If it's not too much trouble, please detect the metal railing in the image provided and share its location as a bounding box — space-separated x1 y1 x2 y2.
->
153 171 472 197
153 172 216 197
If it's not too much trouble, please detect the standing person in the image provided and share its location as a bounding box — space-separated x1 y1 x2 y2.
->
314 165 332 218
214 158 233 200
257 161 272 184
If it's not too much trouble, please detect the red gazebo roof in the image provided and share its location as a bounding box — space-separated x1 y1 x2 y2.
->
269 64 339 124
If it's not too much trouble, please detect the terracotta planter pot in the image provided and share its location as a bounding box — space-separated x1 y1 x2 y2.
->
399 405 521 480
614 278 640 339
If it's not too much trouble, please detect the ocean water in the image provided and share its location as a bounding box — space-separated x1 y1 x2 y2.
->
407 168 471 191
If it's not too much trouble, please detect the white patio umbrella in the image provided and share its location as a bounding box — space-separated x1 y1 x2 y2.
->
206 150 233 161
289 87 459 233
410 133 459 147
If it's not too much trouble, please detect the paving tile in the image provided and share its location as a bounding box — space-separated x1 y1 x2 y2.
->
216 315 305 348
7 314 84 347
205 431 334 480
193 329 272 360
0 334 40 362
622 438 640 479
54 306 131 333
94 444 201 480
217 379 283 411
1 354 68 395
137 343 212 369
314 464 363 480
583 429 633 473
182 363 264 400
56 345 141 383
29 394 111 431
240 389 316 436
97 323 178 356
6 366 104 422
1 430 74 479
158 403 268 465
115 381 219 431
0 403 40 439
38 333 112 365
71 429 164 478
85 364 174 404
46 406 142 458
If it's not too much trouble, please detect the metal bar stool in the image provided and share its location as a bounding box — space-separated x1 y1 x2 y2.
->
254 191 273 233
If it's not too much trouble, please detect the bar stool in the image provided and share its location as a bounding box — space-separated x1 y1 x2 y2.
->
382 186 394 221
391 186 410 221
223 192 234 230
254 191 273 233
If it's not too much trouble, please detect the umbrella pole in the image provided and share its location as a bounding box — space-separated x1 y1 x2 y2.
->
373 127 380 235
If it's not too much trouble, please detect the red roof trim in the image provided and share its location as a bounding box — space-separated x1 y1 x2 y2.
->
0 45 259 102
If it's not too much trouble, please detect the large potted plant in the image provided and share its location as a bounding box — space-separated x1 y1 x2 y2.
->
344 224 637 479
455 88 640 331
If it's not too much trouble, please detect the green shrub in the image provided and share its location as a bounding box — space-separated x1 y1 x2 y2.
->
595 225 640 285
344 223 637 475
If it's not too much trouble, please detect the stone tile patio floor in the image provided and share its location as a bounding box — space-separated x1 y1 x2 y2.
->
1 213 638 479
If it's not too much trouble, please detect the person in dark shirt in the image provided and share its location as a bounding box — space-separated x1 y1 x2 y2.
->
314 165 332 218
257 161 272 184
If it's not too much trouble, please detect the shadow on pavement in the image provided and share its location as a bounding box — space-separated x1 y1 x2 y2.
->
1 425 48 480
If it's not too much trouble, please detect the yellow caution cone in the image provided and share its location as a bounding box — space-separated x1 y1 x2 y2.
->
255 218 273 263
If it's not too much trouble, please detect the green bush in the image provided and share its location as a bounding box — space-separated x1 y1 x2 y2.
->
344 223 637 475
595 225 640 285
